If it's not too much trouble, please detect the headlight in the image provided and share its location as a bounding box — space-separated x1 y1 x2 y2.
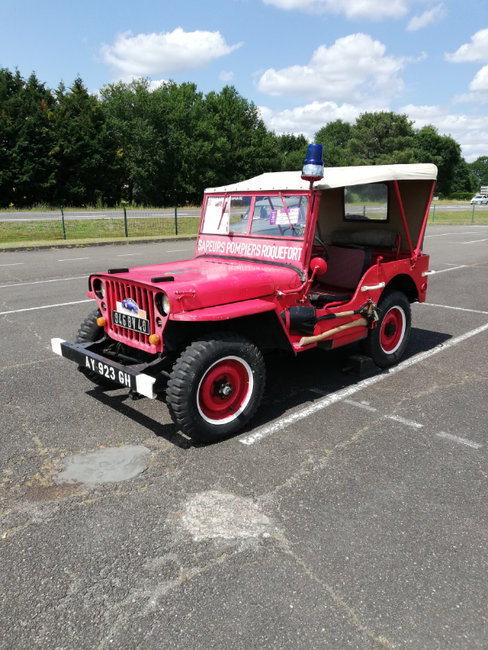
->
156 292 170 316
93 278 105 299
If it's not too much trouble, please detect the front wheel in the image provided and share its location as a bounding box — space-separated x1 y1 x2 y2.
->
362 291 411 368
166 334 266 442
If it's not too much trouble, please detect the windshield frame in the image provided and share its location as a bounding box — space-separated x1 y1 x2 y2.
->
200 191 310 240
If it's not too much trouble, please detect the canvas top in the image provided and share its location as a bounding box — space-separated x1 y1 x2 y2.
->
205 163 438 194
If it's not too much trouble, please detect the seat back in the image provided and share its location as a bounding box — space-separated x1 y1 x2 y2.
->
316 245 370 290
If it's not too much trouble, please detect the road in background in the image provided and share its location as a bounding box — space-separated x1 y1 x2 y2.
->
1 226 487 648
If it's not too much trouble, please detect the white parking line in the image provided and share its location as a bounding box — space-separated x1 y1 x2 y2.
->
239 321 488 446
427 265 467 274
423 303 488 315
0 262 25 267
344 399 377 412
461 238 488 244
0 275 87 289
58 257 90 262
386 415 423 429
425 231 480 238
0 299 93 316
436 432 482 450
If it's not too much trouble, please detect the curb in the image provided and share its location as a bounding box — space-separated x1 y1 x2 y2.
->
0 236 197 253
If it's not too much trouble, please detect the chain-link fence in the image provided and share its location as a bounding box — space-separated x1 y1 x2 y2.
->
0 207 201 244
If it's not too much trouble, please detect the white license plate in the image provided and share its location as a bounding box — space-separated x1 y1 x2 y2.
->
112 310 150 335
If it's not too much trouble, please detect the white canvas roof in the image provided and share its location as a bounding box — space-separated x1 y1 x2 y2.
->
205 163 438 194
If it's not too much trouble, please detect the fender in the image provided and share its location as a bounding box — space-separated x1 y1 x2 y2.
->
170 297 277 322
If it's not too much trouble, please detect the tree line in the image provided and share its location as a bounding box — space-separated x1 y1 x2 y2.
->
1 67 487 208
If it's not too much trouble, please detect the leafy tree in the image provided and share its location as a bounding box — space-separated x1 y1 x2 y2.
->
450 159 477 194
196 86 277 194
52 77 120 205
273 133 308 171
414 125 462 196
346 112 416 165
0 69 57 207
469 156 488 189
315 120 353 167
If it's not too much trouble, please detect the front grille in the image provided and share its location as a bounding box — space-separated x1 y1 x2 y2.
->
105 279 156 351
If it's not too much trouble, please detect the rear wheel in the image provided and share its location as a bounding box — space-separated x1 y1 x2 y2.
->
166 333 266 442
362 291 411 368
75 308 114 387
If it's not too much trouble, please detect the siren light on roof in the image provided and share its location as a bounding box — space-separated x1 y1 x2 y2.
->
302 143 324 182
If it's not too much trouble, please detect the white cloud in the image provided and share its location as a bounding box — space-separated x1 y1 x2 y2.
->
262 0 410 19
445 28 488 63
257 34 405 104
259 101 374 139
406 3 446 31
400 103 488 161
219 70 235 82
445 29 488 103
101 28 242 77
470 65 488 92
147 79 169 91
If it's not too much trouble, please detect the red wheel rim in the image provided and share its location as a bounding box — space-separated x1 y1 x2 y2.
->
380 306 406 353
197 356 253 424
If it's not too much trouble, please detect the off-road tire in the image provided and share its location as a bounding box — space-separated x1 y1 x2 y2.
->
362 291 411 368
75 308 114 387
166 333 266 442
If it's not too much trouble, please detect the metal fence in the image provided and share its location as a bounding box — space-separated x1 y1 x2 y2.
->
0 207 201 244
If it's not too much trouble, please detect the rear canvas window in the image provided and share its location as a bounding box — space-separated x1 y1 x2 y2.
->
344 183 388 222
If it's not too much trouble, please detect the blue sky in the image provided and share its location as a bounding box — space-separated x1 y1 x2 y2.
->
2 0 488 161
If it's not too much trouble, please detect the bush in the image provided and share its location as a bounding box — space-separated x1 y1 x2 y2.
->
448 191 473 201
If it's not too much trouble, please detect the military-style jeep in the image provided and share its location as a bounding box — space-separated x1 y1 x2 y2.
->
52 156 437 442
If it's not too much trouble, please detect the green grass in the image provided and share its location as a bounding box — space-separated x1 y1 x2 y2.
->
0 216 200 245
428 210 488 225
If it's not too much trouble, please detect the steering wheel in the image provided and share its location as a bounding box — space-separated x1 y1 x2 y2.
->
313 234 329 261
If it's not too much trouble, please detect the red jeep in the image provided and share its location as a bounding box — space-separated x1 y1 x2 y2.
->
52 154 437 442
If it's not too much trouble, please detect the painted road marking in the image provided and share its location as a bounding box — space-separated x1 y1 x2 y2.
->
427 265 467 274
58 257 90 262
0 262 25 267
239 322 488 446
0 275 87 289
0 299 93 316
344 399 377 412
425 231 484 238
423 303 488 315
346 398 481 449
386 415 423 429
436 432 482 449
462 238 488 244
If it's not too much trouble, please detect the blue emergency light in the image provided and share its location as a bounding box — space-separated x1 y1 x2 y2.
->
302 143 324 182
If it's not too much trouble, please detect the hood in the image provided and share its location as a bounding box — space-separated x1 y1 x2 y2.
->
101 256 303 313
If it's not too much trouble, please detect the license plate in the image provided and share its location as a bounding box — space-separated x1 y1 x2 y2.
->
84 355 136 390
112 310 150 335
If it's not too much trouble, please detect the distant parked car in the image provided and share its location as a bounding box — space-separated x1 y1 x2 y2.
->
470 194 488 205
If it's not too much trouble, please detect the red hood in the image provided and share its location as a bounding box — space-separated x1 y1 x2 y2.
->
101 256 303 312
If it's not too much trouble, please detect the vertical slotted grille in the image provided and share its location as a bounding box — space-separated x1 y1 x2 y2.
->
105 279 155 350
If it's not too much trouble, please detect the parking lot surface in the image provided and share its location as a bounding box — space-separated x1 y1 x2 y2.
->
1 225 487 648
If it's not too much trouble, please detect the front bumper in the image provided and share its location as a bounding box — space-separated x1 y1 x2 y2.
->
51 338 159 398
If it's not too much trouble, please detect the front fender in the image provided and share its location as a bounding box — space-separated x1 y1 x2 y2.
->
170 297 277 322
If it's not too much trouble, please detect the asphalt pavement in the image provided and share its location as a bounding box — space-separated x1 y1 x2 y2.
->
1 226 487 648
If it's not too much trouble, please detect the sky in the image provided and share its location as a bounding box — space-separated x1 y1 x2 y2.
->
1 0 488 162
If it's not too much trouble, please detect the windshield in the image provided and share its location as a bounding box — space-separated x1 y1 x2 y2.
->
201 194 308 238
